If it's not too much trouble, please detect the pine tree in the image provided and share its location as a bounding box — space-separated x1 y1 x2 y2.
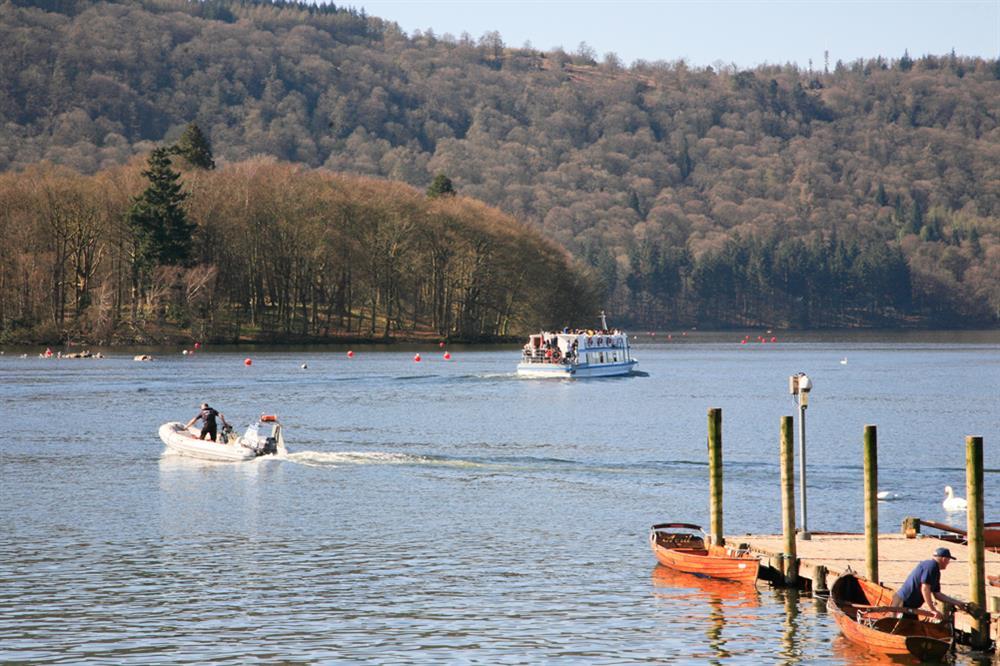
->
899 50 913 72
627 189 642 216
875 182 888 206
126 147 195 266
172 122 215 170
426 173 456 198
678 137 693 180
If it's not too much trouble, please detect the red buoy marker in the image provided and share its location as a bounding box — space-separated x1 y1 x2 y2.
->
244 358 252 366
347 350 354 358
194 342 201 349
414 353 421 362
443 352 451 360
439 341 446 348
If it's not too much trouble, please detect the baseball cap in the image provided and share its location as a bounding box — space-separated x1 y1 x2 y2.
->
933 547 956 560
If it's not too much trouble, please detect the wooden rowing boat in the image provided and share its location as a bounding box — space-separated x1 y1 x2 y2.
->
827 573 952 661
648 523 759 583
907 518 1000 552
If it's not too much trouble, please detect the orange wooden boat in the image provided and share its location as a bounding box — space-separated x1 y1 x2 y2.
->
648 523 759 583
827 573 952 662
915 518 1000 552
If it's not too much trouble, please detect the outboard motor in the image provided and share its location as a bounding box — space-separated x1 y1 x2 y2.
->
250 415 282 456
237 415 284 456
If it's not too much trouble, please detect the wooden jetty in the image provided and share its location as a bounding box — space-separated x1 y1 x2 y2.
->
698 408 997 652
732 532 1000 641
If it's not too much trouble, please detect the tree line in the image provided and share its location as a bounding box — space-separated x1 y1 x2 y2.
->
0 147 597 344
1 0 998 328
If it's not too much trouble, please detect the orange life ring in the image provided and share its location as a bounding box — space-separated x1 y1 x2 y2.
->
260 414 278 422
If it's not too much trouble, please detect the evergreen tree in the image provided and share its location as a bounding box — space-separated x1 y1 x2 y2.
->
172 122 215 170
678 137 693 181
899 50 914 72
126 147 194 266
627 189 642 216
908 199 924 236
426 173 456 198
875 182 888 206
968 227 982 257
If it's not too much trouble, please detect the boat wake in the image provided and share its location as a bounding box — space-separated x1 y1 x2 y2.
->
281 450 489 469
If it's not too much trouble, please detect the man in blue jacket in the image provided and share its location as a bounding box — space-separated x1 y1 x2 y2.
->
891 547 972 619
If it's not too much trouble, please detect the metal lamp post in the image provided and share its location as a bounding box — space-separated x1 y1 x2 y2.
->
789 372 812 540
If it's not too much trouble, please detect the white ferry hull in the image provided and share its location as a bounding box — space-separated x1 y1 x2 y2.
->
517 359 637 379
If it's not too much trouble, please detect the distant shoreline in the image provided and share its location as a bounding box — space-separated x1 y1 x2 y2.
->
4 328 998 353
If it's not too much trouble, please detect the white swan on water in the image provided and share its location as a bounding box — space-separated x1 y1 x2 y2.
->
943 485 968 511
876 490 900 500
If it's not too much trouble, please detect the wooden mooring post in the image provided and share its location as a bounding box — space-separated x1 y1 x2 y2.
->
708 407 724 547
965 435 990 651
863 425 878 584
780 415 798 585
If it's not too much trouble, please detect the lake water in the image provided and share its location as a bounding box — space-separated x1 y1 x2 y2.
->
2 332 998 663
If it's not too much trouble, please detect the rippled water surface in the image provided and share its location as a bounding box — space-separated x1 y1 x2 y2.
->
2 333 998 663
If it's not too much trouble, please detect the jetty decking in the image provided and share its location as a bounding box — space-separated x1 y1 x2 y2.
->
737 532 1000 640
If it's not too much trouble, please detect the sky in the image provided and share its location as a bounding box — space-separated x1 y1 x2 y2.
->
351 1 1000 70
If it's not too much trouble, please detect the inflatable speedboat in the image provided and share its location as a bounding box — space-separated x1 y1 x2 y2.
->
159 415 287 462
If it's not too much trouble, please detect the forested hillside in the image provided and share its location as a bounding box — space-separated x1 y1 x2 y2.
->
2 0 999 330
0 155 594 344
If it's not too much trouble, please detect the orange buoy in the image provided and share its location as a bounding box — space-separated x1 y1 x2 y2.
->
347 350 354 358
260 414 277 422
414 353 421 362
443 352 451 360
244 358 252 366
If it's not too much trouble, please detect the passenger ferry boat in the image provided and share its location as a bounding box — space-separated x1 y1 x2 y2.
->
517 312 638 378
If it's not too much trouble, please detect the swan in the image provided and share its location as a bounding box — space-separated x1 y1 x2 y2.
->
876 490 900 500
840 357 848 365
943 485 968 511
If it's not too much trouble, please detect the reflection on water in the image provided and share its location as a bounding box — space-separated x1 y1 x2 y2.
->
830 634 933 665
651 564 760 607
650 565 766 663
779 587 802 665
